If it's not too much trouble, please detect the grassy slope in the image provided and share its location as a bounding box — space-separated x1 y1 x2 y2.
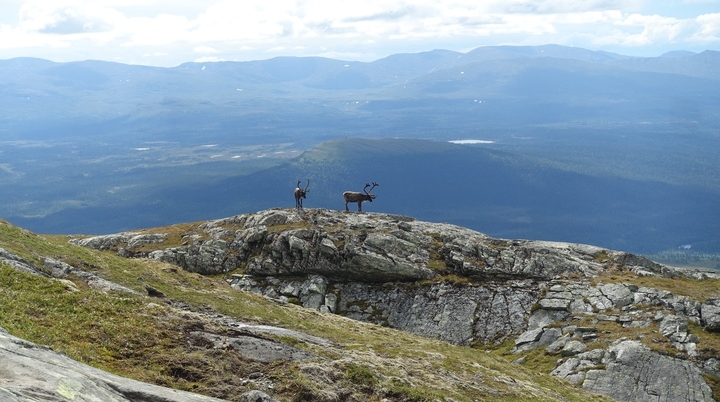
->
0 218 616 401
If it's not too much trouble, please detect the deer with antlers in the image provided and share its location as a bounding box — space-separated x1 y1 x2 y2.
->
294 179 310 209
343 182 379 212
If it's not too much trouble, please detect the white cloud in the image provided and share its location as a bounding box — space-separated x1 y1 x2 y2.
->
0 0 718 66
18 0 124 34
694 13 720 40
120 14 193 46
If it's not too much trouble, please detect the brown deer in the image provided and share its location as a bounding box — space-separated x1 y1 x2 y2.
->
343 182 378 212
294 179 310 209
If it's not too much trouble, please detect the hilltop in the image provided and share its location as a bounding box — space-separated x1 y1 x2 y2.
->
1 208 719 401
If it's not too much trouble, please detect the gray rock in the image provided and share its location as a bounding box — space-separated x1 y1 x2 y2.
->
0 327 227 402
514 328 562 352
515 328 544 346
550 356 599 385
546 334 570 354
659 314 689 342
127 233 167 248
239 390 278 402
577 348 605 363
69 233 136 250
538 298 571 311
701 298 720 331
299 275 328 310
43 258 140 295
582 340 713 402
149 243 235 274
74 208 691 283
0 247 49 277
551 357 582 380
561 340 587 356
598 283 634 308
527 308 569 330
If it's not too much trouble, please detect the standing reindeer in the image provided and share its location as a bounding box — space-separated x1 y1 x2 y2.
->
343 182 379 212
294 179 310 209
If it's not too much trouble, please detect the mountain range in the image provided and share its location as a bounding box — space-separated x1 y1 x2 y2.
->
1 44 719 264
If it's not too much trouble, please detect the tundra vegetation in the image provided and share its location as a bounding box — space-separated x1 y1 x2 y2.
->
0 218 612 402
2 209 720 401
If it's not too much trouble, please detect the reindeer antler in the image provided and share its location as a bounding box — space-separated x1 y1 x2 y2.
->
364 182 379 194
304 179 310 192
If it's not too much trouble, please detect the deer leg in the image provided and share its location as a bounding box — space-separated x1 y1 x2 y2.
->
358 201 362 212
345 201 349 212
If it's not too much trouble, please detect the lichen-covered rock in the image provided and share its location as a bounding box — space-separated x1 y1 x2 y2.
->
71 208 661 281
582 340 713 402
701 298 720 331
561 340 587 356
149 242 235 274
70 232 138 250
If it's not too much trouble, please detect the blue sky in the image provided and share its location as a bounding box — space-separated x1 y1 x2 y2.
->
1 0 719 67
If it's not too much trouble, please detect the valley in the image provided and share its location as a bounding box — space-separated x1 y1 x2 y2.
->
1 45 718 264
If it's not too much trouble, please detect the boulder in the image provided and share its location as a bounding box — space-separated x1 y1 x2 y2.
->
701 298 720 331
239 390 278 402
561 340 587 356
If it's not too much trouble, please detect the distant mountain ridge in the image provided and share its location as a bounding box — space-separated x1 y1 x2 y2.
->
2 45 718 139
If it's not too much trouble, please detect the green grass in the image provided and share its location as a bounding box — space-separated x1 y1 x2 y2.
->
0 218 617 401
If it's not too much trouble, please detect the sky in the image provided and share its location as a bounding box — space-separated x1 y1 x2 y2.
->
0 0 719 67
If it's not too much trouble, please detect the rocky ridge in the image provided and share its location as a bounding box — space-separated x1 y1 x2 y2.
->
66 208 720 402
1 226 607 402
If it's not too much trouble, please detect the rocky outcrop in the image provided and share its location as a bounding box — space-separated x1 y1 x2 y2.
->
232 274 539 345
73 208 639 281
0 247 140 295
550 339 715 401
581 340 713 402
69 208 720 402
0 247 51 277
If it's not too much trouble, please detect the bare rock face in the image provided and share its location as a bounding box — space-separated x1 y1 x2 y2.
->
582 340 713 402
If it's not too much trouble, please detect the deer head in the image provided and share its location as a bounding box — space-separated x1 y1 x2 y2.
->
297 179 310 194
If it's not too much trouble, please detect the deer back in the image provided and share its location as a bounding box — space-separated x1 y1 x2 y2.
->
343 191 368 202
